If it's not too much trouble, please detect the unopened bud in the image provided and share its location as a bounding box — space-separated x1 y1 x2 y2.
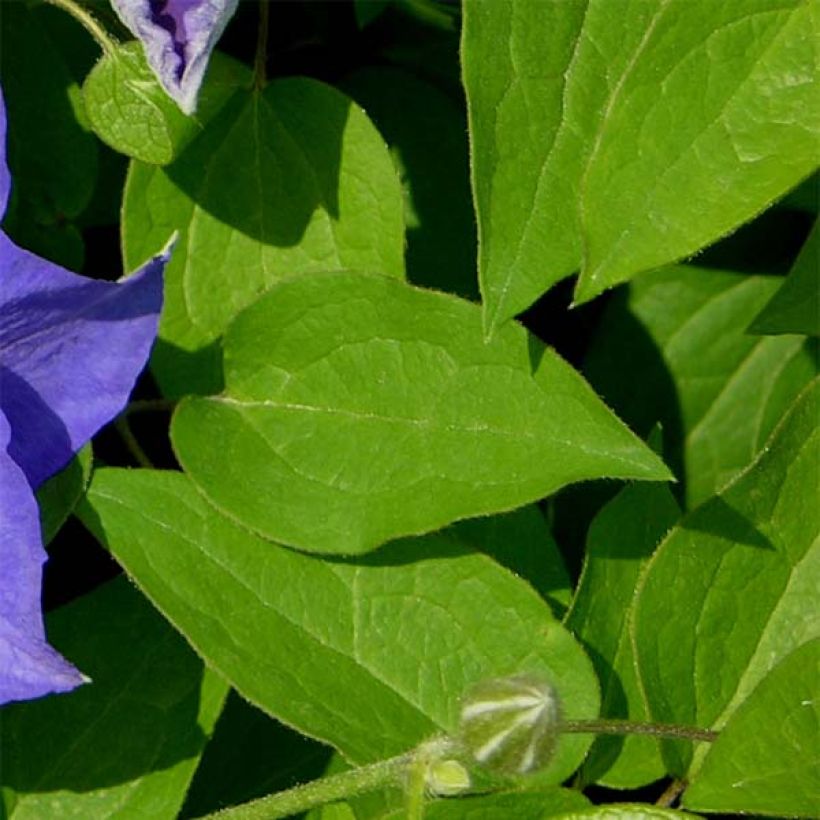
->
458 675 562 775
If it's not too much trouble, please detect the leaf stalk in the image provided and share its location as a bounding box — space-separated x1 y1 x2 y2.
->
562 718 718 743
44 0 117 56
197 751 413 820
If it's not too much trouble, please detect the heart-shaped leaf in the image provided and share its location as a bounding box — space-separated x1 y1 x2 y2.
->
84 42 198 165
122 78 406 397
171 272 670 555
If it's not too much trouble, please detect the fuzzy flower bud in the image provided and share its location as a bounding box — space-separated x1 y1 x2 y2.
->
458 675 563 775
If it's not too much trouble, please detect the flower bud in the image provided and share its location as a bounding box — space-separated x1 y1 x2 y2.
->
458 674 562 775
426 759 471 796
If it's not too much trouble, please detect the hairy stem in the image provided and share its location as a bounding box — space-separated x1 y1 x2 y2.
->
198 752 412 820
44 0 116 55
404 753 428 820
562 718 718 744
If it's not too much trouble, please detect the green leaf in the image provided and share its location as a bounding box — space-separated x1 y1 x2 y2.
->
383 788 591 819
0 2 98 220
182 691 331 817
37 444 92 545
83 42 200 165
683 639 820 817
79 468 600 781
354 0 392 28
171 272 670 555
462 0 819 331
566 482 681 789
584 265 817 508
0 577 228 819
122 79 406 398
340 67 477 298
749 220 820 336
454 506 572 618
310 803 357 820
1 197 85 269
633 378 819 777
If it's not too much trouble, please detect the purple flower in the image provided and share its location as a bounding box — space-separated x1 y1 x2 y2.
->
0 88 169 704
111 0 240 114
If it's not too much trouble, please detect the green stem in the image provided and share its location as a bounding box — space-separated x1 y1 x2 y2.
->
253 0 270 90
198 752 412 820
562 718 718 744
656 777 687 807
115 417 154 469
44 0 116 56
404 752 428 820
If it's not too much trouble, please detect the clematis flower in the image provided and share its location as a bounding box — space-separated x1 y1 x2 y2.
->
110 0 240 114
0 88 170 704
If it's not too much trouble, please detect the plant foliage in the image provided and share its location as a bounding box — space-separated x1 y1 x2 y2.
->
1 1 816 818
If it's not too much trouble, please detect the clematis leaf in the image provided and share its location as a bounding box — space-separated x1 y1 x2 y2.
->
584 265 817 508
749 220 820 336
110 0 240 115
36 444 92 545
683 640 820 816
122 78 406 398
83 41 198 165
566 481 680 788
634 378 819 778
0 577 228 817
454 506 572 618
171 271 671 555
81 467 600 780
380 788 592 819
0 2 98 220
462 0 819 331
339 67 478 299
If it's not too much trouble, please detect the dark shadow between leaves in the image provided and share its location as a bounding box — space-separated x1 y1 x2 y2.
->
583 291 685 491
0 577 210 794
321 529 475 569
165 81 349 248
339 66 478 300
180 691 332 818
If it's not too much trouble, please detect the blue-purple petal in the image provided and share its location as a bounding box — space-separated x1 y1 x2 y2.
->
111 0 239 114
0 87 10 219
0 235 169 488
0 410 86 704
